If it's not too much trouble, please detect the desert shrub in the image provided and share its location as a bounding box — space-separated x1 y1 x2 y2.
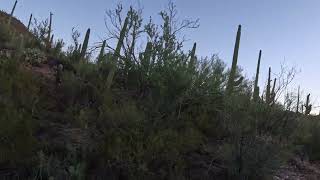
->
0 58 40 166
23 48 47 65
221 136 284 180
293 117 320 161
0 24 11 45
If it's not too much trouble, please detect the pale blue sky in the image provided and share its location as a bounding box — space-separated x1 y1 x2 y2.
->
1 0 320 109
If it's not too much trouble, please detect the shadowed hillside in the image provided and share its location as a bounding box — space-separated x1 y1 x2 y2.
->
1 2 320 180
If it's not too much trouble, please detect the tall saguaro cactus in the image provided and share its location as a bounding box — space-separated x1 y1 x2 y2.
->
141 41 153 72
270 78 277 105
253 50 262 101
80 28 91 60
8 0 18 26
189 42 197 70
47 12 53 49
27 13 33 31
266 67 272 104
296 86 300 113
105 17 129 90
226 25 242 96
305 94 312 115
97 40 106 63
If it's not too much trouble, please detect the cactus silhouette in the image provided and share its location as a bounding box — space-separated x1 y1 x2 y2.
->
226 25 241 96
253 50 262 101
47 12 53 49
80 28 91 60
141 42 153 72
27 13 33 31
266 67 272 105
8 0 18 26
50 35 54 46
98 40 106 63
105 16 129 90
296 86 300 113
270 78 277 105
305 94 312 115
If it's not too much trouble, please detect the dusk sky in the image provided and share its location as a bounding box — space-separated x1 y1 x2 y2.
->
1 0 320 109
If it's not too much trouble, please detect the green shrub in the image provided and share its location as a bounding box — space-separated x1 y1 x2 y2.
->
23 48 47 65
0 58 40 165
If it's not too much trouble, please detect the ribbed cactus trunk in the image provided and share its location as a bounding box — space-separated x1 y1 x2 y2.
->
296 86 300 113
105 17 129 90
27 13 33 31
266 67 272 104
226 25 241 96
253 50 262 101
8 0 18 26
80 28 91 60
97 40 106 63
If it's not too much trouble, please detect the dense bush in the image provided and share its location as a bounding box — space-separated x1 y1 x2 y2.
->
0 3 318 180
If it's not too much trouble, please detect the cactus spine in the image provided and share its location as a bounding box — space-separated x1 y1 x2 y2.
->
226 25 241 96
305 94 312 115
253 50 262 101
97 40 106 63
105 16 129 90
8 0 18 26
80 28 91 60
27 13 33 31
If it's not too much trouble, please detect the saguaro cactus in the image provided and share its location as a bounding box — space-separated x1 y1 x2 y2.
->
296 86 300 113
190 43 197 63
270 78 277 105
80 28 91 60
266 67 272 104
226 25 242 96
105 17 129 90
141 42 153 72
97 40 106 63
8 0 18 26
253 50 262 101
188 42 197 70
50 35 54 46
47 12 53 49
27 13 33 31
305 94 312 115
